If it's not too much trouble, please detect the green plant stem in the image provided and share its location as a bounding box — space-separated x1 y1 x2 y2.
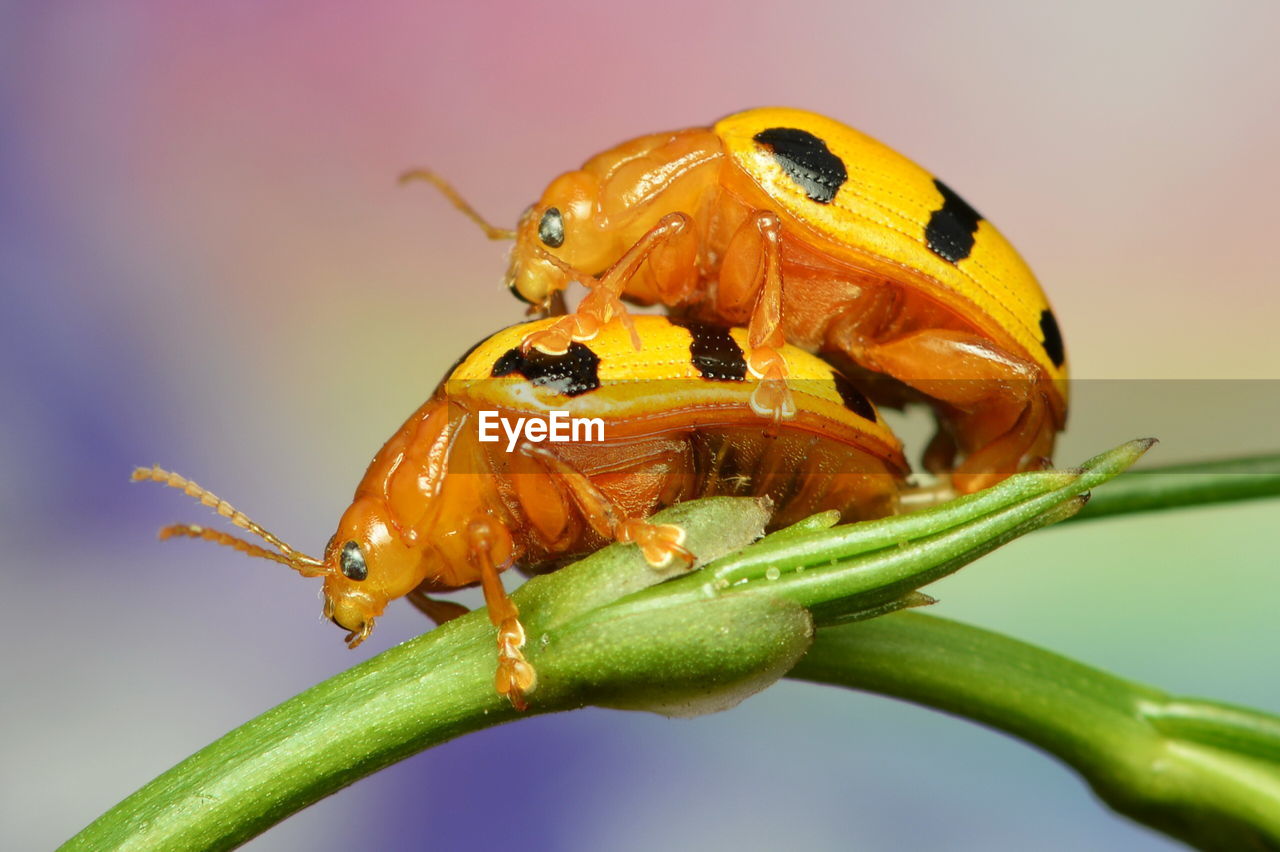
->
75 612 515 852
1070 452 1280 521
791 612 1280 851
65 442 1277 850
61 498 800 852
62 444 1140 851
622 439 1149 623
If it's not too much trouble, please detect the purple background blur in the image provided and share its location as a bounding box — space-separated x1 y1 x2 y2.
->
4 2 1278 850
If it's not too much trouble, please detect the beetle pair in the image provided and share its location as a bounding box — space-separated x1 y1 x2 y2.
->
142 109 1065 709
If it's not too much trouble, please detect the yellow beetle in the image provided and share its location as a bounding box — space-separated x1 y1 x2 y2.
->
405 107 1066 492
137 315 906 709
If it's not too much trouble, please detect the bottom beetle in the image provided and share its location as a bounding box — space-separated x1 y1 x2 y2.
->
136 315 908 709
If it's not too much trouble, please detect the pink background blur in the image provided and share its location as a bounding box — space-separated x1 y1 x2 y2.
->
3 2 1277 849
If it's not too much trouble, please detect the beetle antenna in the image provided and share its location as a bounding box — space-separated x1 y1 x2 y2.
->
131 465 323 572
399 169 517 240
157 523 323 575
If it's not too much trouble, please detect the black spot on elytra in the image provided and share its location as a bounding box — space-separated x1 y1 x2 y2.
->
491 342 601 396
671 320 748 381
925 179 982 263
753 127 847 204
831 370 877 422
1039 309 1065 368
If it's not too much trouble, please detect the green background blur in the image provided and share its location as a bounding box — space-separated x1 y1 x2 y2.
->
2 2 1276 849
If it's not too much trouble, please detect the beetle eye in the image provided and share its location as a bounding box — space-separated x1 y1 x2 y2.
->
339 541 367 581
538 207 564 248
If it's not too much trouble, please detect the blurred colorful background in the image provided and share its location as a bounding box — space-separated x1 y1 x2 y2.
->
3 2 1277 849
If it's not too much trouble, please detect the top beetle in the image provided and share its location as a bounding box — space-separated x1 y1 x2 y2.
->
407 107 1067 493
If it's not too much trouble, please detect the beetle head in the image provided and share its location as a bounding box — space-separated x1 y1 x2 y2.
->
321 496 426 648
507 170 607 310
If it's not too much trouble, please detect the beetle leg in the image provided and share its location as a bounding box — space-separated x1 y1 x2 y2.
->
615 519 691 571
520 212 695 356
405 586 471 626
829 325 1061 493
520 278 639 354
467 518 536 710
949 391 1054 493
517 444 694 571
718 211 795 422
747 346 796 424
922 423 959 474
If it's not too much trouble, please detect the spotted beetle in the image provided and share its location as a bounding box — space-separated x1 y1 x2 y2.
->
136 315 906 709
405 107 1066 493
